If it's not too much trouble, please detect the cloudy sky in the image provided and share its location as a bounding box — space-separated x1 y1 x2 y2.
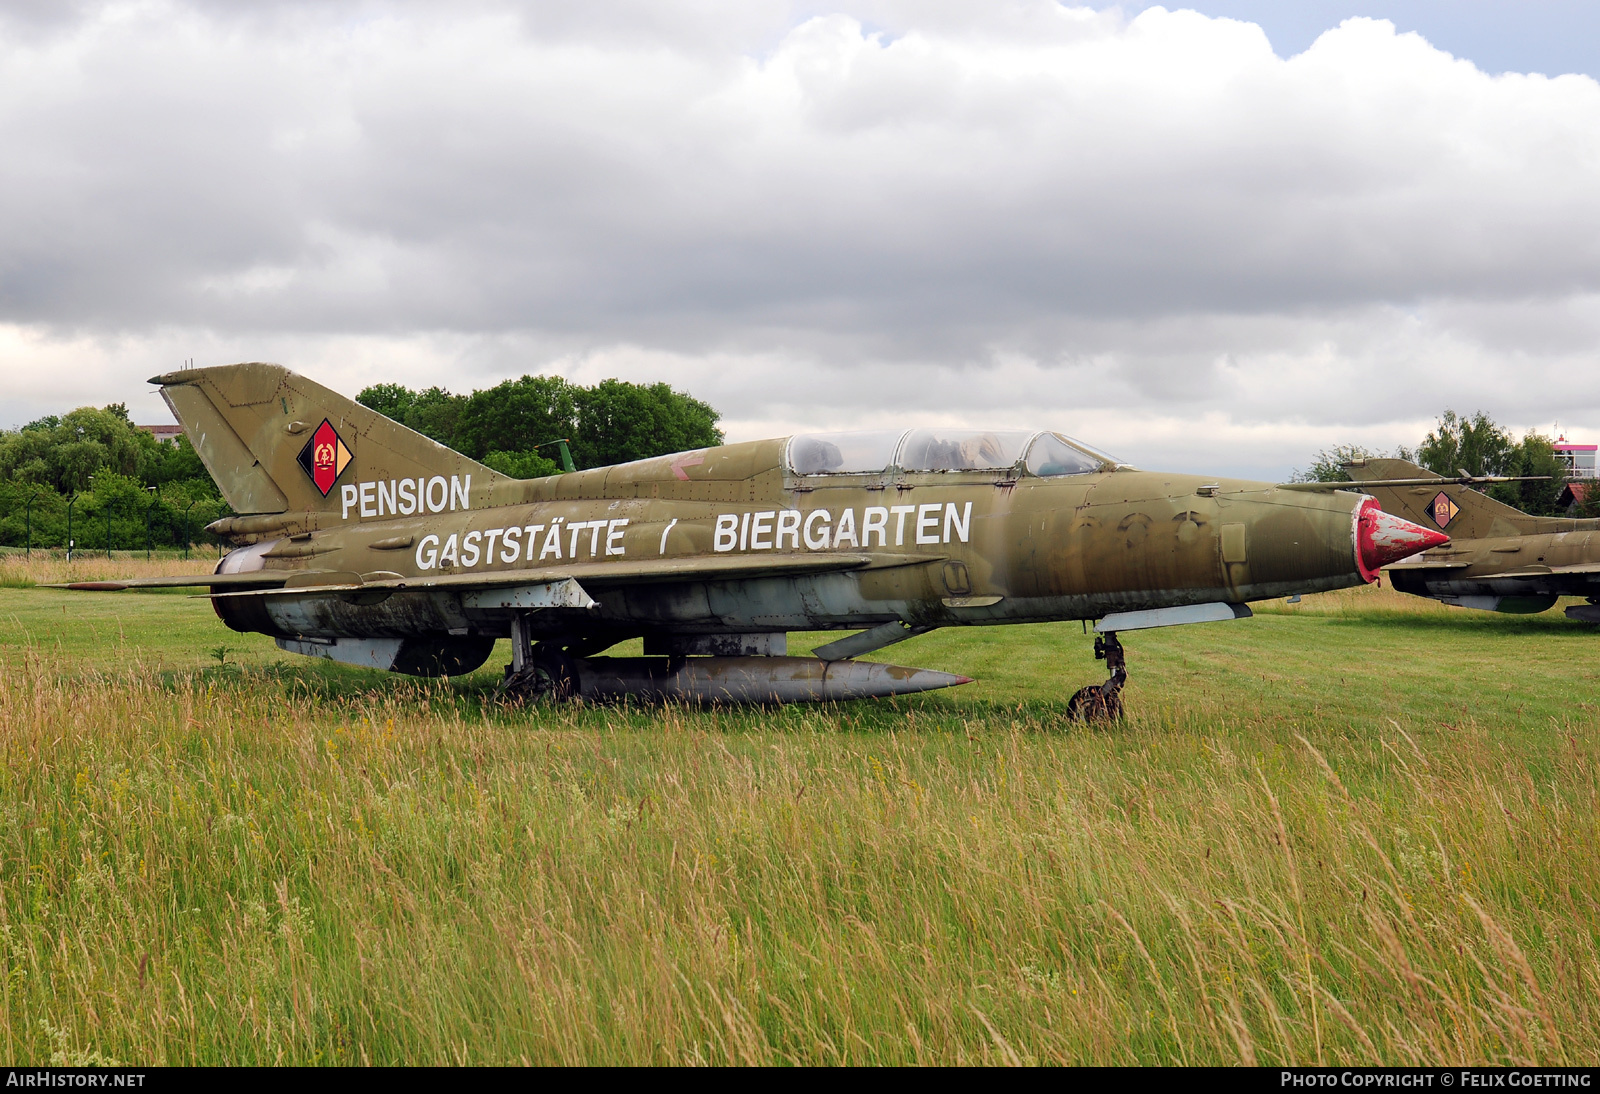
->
3 1 1599 479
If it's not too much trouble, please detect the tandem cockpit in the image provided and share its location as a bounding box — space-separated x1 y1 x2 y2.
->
785 428 1129 478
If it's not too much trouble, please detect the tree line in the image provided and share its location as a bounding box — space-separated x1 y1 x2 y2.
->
1295 410 1582 517
0 375 724 552
354 375 723 479
0 405 228 554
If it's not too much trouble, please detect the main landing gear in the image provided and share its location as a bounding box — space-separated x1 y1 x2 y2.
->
1066 631 1127 723
500 614 579 703
502 644 579 703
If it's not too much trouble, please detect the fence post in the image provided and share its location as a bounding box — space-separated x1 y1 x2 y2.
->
66 494 78 562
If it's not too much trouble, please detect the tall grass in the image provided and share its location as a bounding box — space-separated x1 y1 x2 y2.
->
1254 581 1458 617
1 653 1595 1064
0 553 219 589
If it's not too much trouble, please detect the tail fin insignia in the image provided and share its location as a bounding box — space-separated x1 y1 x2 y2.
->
297 419 352 497
150 362 510 517
1427 491 1460 529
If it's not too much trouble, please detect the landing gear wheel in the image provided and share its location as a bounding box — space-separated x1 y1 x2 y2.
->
1066 631 1127 723
501 647 580 704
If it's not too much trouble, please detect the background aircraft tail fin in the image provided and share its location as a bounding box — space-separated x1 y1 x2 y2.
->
1343 458 1547 540
153 362 512 518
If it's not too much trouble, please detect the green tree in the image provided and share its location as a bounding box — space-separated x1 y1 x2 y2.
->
0 480 64 551
141 433 217 495
481 450 563 479
1416 410 1516 478
355 384 467 449
1302 410 1569 519
454 376 578 461
573 379 723 468
0 406 146 494
358 374 723 473
353 382 417 423
1417 411 1567 516
1289 444 1405 483
78 471 159 552
1486 431 1566 516
0 403 226 549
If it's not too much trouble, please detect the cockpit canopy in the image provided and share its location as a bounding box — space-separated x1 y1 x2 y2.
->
785 429 1123 477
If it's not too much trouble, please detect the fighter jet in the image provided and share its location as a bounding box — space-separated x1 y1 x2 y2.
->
58 363 1447 706
1333 457 1599 620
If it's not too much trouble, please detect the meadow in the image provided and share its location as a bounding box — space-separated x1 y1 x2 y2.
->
0 553 1597 1065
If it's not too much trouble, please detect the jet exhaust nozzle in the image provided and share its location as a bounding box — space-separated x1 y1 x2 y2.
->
1355 498 1449 581
576 655 971 704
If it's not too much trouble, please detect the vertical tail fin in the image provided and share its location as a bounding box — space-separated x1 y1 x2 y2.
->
1343 458 1549 540
153 362 512 519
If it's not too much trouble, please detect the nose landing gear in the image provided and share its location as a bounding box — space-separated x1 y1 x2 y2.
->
1066 631 1126 722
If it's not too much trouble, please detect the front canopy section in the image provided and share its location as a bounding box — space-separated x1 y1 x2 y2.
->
897 429 1034 471
784 428 1127 477
1025 433 1104 477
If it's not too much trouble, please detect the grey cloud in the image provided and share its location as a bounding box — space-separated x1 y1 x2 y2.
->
4 4 1599 334
3 1 1600 479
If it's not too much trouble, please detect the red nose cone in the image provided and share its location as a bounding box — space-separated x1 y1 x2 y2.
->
1355 498 1449 582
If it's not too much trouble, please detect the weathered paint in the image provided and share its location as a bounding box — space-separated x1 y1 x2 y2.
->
68 364 1450 696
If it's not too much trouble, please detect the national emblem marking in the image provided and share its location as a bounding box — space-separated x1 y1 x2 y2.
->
1426 491 1459 529
296 419 352 497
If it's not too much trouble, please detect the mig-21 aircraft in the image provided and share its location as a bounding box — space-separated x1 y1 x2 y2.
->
58 364 1448 707
1332 458 1600 620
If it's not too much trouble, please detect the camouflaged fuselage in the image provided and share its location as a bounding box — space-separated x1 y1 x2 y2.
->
206 435 1378 647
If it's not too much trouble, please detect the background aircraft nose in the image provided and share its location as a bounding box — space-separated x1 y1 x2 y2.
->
1355 498 1448 581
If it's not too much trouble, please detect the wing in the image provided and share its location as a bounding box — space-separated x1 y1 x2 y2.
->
1384 559 1600 579
52 573 290 591
1481 562 1600 579
198 551 933 600
53 551 935 599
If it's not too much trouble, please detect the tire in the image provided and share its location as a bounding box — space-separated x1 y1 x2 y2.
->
502 650 580 703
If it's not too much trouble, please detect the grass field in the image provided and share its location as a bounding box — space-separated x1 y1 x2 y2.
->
1 557 1598 1065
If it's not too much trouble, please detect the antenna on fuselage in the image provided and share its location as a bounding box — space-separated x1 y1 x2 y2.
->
535 438 577 473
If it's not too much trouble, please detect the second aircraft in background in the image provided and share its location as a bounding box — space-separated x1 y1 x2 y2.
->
1339 457 1600 621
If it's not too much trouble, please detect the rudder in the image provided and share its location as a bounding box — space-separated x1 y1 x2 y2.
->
154 363 512 520
1344 458 1543 540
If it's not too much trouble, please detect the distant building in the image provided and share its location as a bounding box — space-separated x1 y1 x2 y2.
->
1555 436 1596 479
138 424 184 446
1557 436 1597 512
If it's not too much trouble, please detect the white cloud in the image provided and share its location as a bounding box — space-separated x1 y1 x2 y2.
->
2 1 1599 477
